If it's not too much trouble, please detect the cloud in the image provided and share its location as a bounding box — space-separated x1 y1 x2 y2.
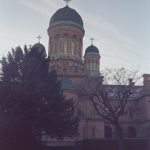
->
13 0 65 17
8 0 150 73
14 0 136 49
80 11 150 70
83 12 136 48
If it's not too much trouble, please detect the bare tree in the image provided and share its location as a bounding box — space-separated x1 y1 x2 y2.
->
80 67 141 150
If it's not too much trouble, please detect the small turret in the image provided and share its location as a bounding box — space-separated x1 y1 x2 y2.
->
84 43 100 76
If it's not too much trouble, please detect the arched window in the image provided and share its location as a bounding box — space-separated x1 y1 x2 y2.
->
72 35 77 55
114 127 124 138
63 34 68 54
92 60 94 70
55 34 59 53
105 126 112 138
71 42 75 55
64 41 67 54
127 126 136 138
76 40 79 56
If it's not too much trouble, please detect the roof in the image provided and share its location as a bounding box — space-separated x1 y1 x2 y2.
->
85 45 99 55
58 77 79 90
32 43 45 51
103 85 144 100
49 6 83 28
30 43 47 58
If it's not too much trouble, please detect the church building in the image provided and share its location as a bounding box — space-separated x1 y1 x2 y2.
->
37 1 150 144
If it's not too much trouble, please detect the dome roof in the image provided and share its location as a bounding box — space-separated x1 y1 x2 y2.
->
30 43 47 58
32 43 45 50
85 45 99 54
49 6 83 27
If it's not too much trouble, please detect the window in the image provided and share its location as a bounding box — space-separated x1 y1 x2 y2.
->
64 41 67 54
114 126 124 138
83 127 86 138
92 128 95 138
128 107 134 119
71 42 75 55
92 60 94 69
127 126 136 138
105 126 112 138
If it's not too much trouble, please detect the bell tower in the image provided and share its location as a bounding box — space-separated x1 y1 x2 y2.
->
47 2 85 76
84 39 101 77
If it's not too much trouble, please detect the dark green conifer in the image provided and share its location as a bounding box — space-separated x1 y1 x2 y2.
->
0 45 78 150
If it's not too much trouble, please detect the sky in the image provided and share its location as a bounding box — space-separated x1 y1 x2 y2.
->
0 0 150 74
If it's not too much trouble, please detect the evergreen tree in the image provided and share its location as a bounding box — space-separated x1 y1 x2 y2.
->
0 45 78 150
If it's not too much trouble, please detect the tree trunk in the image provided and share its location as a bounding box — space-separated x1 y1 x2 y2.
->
115 125 124 150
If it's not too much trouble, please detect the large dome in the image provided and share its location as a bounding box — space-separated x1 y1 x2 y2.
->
85 45 99 54
49 6 83 28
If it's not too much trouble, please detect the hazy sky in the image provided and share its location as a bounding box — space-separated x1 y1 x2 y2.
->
0 0 150 74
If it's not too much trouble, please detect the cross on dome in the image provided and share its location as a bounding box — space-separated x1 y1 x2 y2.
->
90 37 94 45
64 0 71 6
37 35 42 43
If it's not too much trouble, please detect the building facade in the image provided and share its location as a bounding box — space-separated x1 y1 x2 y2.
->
41 3 150 141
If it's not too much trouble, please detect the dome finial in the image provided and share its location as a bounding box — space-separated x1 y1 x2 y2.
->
37 35 42 43
90 37 94 45
63 0 71 6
